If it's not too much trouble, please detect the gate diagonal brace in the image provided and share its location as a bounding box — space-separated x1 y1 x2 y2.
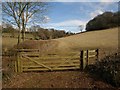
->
22 55 53 71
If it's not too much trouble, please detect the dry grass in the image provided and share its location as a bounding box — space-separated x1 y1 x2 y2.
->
2 33 34 39
16 40 59 56
56 27 118 52
11 27 118 56
2 33 34 50
2 37 18 49
2 27 118 54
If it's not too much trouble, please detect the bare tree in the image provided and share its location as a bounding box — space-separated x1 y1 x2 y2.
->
2 2 48 44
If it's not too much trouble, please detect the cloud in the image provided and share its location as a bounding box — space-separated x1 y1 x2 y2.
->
51 20 86 26
90 10 104 19
42 20 87 29
42 16 50 23
41 20 88 33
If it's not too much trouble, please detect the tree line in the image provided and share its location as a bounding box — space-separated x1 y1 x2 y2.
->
2 23 75 40
30 26 75 40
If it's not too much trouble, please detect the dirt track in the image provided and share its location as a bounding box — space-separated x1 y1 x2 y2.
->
3 70 115 88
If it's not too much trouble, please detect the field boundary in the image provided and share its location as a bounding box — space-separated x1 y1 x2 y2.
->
15 49 80 72
80 49 99 70
15 49 99 72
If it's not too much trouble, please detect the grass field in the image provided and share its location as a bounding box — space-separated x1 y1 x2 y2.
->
2 33 34 52
2 27 118 57
2 37 18 49
2 27 118 50
56 27 118 51
11 27 118 57
2 33 34 39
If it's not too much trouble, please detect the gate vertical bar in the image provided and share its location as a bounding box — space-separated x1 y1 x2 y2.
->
83 50 86 69
15 54 18 72
80 50 86 70
20 53 23 72
96 49 99 61
86 50 89 65
17 52 20 72
80 50 83 70
17 52 21 72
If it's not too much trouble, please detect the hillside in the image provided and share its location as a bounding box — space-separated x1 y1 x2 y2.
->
16 27 119 56
56 27 118 52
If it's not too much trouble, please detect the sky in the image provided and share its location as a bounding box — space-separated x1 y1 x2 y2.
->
40 1 119 33
1 0 120 33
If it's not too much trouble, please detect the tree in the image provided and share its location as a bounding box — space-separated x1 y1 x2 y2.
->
2 2 48 44
86 11 120 31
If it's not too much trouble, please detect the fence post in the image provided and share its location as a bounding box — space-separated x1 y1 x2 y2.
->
15 50 19 72
20 53 23 72
80 50 86 70
96 49 99 61
15 54 18 72
17 52 20 72
80 50 83 70
83 50 86 69
86 50 89 65
17 52 22 72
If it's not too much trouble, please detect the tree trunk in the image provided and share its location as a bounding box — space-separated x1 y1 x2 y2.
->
22 11 25 42
23 30 25 41
17 27 21 45
22 28 25 41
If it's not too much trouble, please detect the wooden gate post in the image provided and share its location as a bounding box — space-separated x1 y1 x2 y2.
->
17 52 20 72
19 53 23 72
15 54 18 72
15 52 19 72
80 50 86 70
15 52 22 72
80 50 83 70
86 50 89 65
96 49 99 61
